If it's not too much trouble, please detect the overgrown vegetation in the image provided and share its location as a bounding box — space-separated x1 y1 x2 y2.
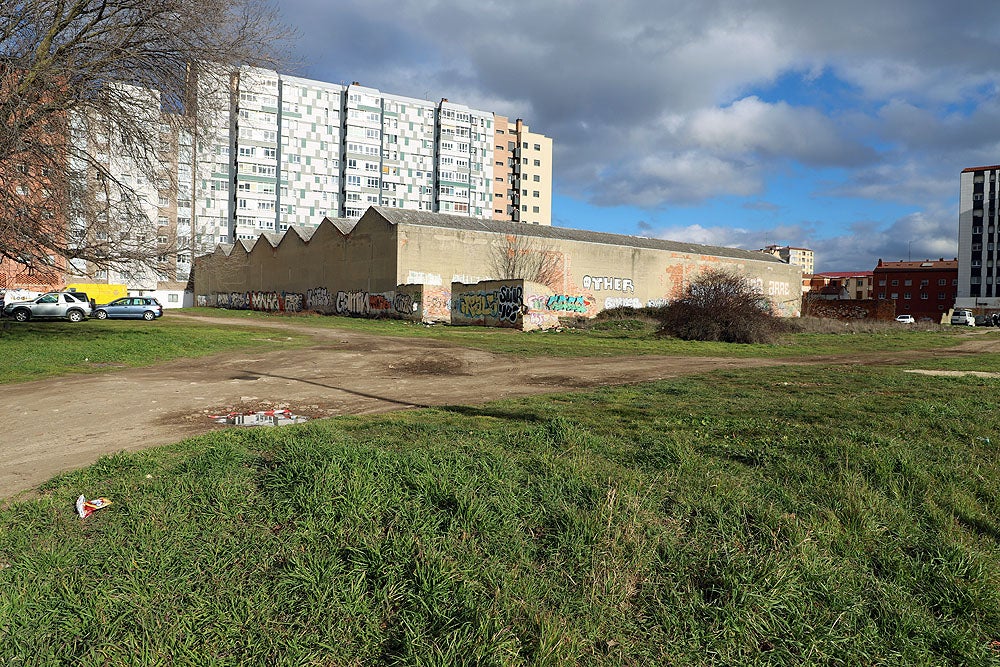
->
652 268 797 343
2 365 999 664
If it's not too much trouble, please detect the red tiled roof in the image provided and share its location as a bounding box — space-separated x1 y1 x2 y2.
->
815 271 873 278
962 165 1000 173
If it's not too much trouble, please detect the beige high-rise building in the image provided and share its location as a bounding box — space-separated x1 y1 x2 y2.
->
492 117 552 225
760 244 814 275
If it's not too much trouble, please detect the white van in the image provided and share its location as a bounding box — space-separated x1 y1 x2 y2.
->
950 309 975 326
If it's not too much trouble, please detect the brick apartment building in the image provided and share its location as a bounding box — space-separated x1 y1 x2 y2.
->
873 258 958 320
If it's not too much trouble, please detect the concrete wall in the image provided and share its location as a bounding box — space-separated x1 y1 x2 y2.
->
195 209 803 327
397 225 802 318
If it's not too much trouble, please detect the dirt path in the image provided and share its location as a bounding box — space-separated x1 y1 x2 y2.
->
2 315 996 498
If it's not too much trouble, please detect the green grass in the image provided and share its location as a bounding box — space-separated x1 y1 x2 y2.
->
0 319 308 384
182 307 972 359
2 364 999 665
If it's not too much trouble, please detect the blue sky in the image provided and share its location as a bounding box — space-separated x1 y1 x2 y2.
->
273 0 1000 272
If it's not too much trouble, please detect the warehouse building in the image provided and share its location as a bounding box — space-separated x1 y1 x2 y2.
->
194 207 802 328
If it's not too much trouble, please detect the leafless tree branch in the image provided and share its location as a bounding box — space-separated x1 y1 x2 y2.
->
0 0 292 281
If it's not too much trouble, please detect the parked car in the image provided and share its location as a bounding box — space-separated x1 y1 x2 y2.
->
895 314 915 324
950 309 976 326
2 292 93 322
93 296 163 321
975 315 993 327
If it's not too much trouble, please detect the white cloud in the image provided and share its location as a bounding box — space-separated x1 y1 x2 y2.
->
685 97 874 166
275 0 1000 267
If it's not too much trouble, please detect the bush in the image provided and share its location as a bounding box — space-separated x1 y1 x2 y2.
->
654 269 794 344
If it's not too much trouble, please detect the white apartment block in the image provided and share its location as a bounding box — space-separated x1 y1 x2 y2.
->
956 165 999 309
146 66 552 282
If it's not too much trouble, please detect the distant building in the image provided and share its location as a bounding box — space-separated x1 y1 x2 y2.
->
760 245 814 275
957 165 999 309
812 271 874 300
873 258 957 320
492 117 552 226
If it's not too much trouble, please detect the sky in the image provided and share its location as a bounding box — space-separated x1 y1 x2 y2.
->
273 0 1000 273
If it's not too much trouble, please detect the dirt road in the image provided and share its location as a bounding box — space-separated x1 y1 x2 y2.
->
1 315 993 498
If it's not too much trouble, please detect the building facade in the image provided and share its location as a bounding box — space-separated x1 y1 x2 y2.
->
957 165 1000 310
164 66 552 284
760 245 815 275
873 258 957 320
492 117 553 225
811 272 874 300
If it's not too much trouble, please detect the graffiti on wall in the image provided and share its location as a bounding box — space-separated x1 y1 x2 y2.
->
646 298 670 308
212 287 419 317
455 284 524 325
214 291 304 312
545 294 590 313
583 275 635 292
306 286 334 312
604 297 643 309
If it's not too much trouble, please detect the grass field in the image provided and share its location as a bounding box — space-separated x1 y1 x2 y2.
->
2 361 999 665
182 307 971 359
0 319 308 384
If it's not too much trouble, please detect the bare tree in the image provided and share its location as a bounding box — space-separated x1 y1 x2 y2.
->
489 232 563 289
0 0 291 278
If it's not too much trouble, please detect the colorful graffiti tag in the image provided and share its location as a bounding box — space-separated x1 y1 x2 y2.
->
455 284 524 324
545 294 589 313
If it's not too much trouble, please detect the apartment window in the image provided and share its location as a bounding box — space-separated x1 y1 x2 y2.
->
903 292 911 299
533 175 540 182
973 243 982 251
533 191 539 197
891 292 898 299
878 279 886 286
903 279 912 286
532 206 539 213
534 143 541 150
920 293 928 299
533 159 541 166
973 226 984 234
938 278 947 286
891 279 898 286
919 280 928 287
971 277 981 285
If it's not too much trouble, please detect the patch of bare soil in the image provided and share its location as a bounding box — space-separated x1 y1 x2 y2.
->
3 314 999 499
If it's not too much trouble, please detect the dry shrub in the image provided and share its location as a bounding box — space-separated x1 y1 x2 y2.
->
655 269 795 344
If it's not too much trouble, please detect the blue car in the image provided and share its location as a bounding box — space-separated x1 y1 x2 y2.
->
93 297 164 321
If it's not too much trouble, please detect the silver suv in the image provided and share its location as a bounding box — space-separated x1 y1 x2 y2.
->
2 292 93 322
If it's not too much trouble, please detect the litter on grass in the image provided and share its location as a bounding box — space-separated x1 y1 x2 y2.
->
208 408 309 427
76 495 112 519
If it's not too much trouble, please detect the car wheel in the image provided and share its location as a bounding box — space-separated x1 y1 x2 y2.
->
95 310 108 320
67 309 84 323
13 309 30 322
142 310 155 321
